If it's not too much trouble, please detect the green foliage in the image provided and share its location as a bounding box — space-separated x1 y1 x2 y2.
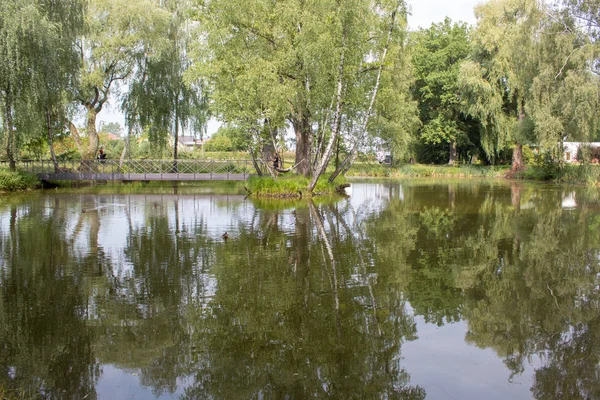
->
74 0 171 158
247 175 344 197
0 0 85 167
0 170 41 191
191 0 415 181
99 122 123 136
559 163 600 184
55 149 79 161
123 0 209 159
459 0 599 171
348 163 508 178
412 18 479 164
20 136 48 160
203 134 234 152
210 125 248 151
518 152 563 181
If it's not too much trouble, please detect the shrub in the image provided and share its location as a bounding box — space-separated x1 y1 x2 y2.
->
204 135 233 152
0 170 41 191
530 152 562 180
247 175 344 197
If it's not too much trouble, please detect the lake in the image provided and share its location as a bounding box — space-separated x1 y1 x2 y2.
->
0 180 598 399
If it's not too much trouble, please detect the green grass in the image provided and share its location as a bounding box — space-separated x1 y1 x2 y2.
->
0 385 39 400
0 170 41 192
347 163 509 178
51 180 248 195
247 175 346 197
556 163 600 185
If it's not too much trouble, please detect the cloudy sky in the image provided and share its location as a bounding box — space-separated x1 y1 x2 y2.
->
407 0 480 29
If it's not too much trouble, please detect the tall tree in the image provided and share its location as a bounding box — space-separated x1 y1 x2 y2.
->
35 0 86 171
527 4 599 148
458 0 542 171
71 0 169 160
0 0 84 171
124 0 209 167
412 19 475 165
192 0 414 187
459 0 598 171
325 0 413 185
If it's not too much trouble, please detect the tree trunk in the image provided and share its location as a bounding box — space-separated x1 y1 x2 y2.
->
173 100 179 173
511 143 524 172
4 93 16 171
307 29 347 192
45 108 59 173
448 140 457 165
512 102 526 172
119 126 130 172
249 145 263 176
292 113 312 178
335 136 340 170
68 120 84 155
328 1 400 183
85 107 99 160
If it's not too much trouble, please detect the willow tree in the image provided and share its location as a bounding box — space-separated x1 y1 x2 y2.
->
563 0 600 65
71 0 169 160
0 1 43 169
526 4 599 149
0 0 84 170
192 0 413 187
124 0 209 166
460 0 598 171
458 0 543 171
34 0 85 171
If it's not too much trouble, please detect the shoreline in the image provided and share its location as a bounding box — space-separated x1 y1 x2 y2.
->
1 163 598 194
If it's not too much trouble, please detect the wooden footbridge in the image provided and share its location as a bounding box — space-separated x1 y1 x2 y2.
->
17 159 254 181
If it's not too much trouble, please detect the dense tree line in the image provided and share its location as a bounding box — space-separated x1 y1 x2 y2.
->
1 0 599 184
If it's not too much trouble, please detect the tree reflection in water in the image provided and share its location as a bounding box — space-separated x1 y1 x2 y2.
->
0 182 598 399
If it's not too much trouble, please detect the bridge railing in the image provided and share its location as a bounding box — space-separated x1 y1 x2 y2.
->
13 159 254 177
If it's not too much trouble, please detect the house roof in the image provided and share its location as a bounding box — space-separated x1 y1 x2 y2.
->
105 133 120 141
178 135 207 145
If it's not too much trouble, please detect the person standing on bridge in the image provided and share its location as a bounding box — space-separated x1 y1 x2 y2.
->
272 152 281 176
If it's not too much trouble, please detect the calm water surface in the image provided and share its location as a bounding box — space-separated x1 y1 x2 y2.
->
0 181 599 400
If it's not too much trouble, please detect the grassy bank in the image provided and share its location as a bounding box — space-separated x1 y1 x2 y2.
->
246 175 347 198
348 163 509 178
348 161 600 185
0 170 41 192
554 163 600 185
514 163 600 185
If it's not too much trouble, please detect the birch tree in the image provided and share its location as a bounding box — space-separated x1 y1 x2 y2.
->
191 0 414 188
